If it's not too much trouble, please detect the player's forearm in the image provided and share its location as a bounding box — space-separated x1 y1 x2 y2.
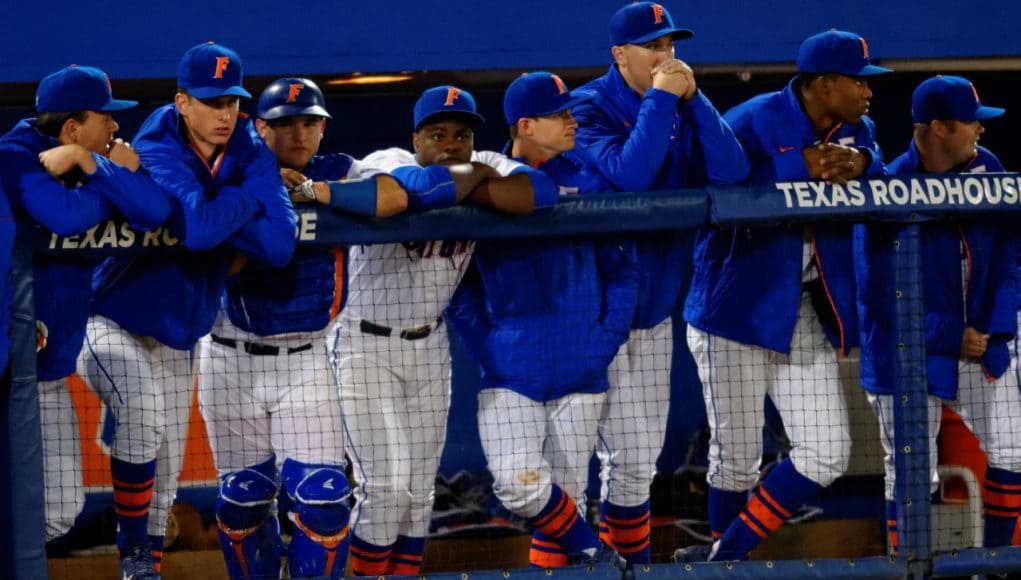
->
467 173 540 215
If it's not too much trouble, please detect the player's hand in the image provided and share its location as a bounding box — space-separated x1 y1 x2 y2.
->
961 327 989 358
652 59 696 99
39 144 96 176
279 168 308 189
802 144 867 184
106 139 140 172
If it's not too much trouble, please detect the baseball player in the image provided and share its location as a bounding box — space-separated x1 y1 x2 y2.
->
332 85 558 577
79 43 295 579
447 72 636 569
0 65 172 545
856 76 1021 552
198 77 407 579
678 30 889 562
571 2 749 565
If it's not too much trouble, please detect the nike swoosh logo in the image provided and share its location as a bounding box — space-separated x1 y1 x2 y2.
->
778 146 796 153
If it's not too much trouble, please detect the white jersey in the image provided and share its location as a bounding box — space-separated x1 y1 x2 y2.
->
341 147 524 328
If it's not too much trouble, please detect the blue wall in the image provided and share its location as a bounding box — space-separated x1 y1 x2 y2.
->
1 0 1018 83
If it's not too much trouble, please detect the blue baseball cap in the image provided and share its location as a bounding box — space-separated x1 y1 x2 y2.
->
258 77 332 120
912 75 1005 124
413 85 485 130
36 65 137 113
178 42 252 99
503 72 593 125
797 30 892 77
609 2 693 46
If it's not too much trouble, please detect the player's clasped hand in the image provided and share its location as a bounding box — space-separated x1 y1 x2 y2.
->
802 143 866 184
107 139 141 172
39 144 97 177
652 59 697 100
961 327 990 358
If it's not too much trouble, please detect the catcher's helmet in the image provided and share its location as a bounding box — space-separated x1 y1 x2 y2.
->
257 77 331 120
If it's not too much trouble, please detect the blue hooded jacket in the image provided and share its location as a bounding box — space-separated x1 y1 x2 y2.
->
856 144 1016 398
572 65 749 330
447 153 639 401
685 79 886 355
92 105 295 350
0 118 171 379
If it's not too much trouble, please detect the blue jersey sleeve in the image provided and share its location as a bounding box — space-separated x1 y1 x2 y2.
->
91 156 172 231
573 88 679 192
684 91 750 185
136 140 259 251
226 144 297 267
6 149 114 235
391 165 457 211
508 165 558 210
857 118 887 178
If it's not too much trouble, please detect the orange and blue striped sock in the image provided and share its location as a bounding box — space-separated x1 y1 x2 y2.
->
386 535 425 576
708 488 746 542
714 459 822 561
111 457 156 550
349 534 393 577
530 530 569 568
600 501 650 564
148 534 164 572
529 485 599 556
983 467 1021 547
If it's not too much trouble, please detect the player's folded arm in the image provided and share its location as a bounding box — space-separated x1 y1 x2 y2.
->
94 157 173 231
7 150 114 236
573 90 677 192
467 168 557 216
137 144 259 250
227 153 297 267
390 164 458 211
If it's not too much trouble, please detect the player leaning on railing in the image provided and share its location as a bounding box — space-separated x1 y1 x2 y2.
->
0 65 172 549
78 43 296 580
571 2 750 565
855 75 1021 554
679 29 890 563
198 76 408 580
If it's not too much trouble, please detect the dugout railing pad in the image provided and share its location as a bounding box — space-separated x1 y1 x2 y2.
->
7 173 1021 580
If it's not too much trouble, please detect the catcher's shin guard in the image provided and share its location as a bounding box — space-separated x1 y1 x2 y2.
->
215 461 283 579
282 459 352 579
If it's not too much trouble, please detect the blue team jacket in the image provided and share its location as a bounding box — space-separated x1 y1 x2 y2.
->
92 105 296 350
447 153 638 401
0 119 172 379
856 144 1017 398
684 79 885 355
572 65 749 329
224 153 355 336
0 185 14 377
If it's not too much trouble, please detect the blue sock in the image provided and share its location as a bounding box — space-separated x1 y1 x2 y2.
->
148 535 164 571
713 459 822 561
983 467 1021 547
601 501 650 564
708 488 746 541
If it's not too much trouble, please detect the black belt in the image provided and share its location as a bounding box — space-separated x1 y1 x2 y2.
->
359 318 443 341
210 334 313 356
